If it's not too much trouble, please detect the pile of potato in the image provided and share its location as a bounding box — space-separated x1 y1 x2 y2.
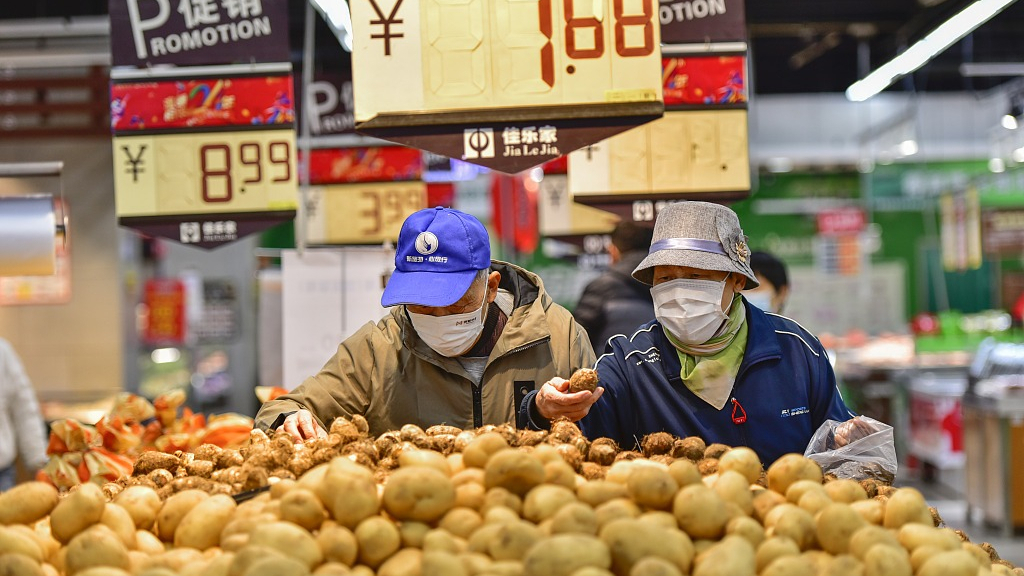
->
0 417 1019 576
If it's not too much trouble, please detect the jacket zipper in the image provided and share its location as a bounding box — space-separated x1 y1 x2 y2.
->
472 336 550 428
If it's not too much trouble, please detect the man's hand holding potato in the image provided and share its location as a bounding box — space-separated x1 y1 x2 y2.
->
534 377 604 422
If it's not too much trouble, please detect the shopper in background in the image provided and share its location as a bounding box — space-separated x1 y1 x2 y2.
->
0 338 48 491
745 250 791 315
256 207 598 441
573 222 656 352
525 201 866 465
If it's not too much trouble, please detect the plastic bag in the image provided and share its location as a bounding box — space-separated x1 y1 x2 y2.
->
803 415 897 483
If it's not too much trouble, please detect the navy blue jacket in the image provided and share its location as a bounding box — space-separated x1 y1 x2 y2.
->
573 300 854 466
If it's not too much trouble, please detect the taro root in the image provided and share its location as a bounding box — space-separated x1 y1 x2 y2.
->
587 439 619 467
429 434 456 454
929 506 944 527
343 440 380 464
192 444 222 462
649 454 674 466
704 443 731 460
568 368 599 393
580 462 606 481
614 451 643 462
331 418 363 444
288 453 315 477
548 419 584 445
375 431 403 459
426 425 462 437
641 432 674 457
133 451 181 476
270 469 297 481
981 542 1000 562
697 458 719 476
555 443 584 472
242 467 270 491
102 483 123 500
672 437 706 461
216 450 244 469
351 414 370 435
516 429 548 447
860 479 879 499
185 459 215 479
400 424 427 443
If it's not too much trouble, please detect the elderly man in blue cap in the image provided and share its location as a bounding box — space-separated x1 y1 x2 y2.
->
257 207 598 441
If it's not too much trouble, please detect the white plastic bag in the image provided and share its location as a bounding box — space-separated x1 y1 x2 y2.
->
803 415 897 483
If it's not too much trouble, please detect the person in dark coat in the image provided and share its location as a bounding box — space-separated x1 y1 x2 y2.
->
573 222 655 353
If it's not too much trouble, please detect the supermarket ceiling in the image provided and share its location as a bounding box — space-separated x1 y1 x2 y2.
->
2 0 1024 95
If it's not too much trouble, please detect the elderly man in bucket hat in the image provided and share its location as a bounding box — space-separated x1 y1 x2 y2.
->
523 201 865 465
256 207 597 441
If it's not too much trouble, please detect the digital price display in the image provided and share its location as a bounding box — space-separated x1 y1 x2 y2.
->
307 181 428 245
351 0 664 173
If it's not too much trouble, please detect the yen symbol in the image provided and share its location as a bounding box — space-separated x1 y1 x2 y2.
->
368 0 405 56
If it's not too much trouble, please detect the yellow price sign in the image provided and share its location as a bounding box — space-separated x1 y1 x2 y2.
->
113 129 298 218
307 181 428 245
351 0 664 173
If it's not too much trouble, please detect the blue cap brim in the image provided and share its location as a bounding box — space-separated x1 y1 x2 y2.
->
381 268 480 307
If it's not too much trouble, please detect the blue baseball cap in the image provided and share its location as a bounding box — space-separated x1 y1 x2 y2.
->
381 207 492 307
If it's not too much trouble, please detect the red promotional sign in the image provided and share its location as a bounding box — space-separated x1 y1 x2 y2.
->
108 0 290 67
111 75 295 131
143 278 186 345
491 174 539 255
817 209 866 235
303 147 423 185
659 0 748 45
662 56 747 107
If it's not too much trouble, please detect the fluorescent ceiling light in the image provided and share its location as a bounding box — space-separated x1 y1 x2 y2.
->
846 0 1017 102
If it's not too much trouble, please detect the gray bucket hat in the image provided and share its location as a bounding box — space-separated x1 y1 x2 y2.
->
632 201 759 289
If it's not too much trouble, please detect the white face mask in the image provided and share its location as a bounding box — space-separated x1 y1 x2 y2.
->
744 292 775 314
408 296 489 358
651 278 730 345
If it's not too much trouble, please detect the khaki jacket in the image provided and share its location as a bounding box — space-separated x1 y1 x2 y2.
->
255 261 595 436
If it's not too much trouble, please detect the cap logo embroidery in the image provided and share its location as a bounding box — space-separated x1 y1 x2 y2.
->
415 232 439 255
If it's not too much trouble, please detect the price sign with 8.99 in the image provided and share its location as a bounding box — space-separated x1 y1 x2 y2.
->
114 130 298 218
351 0 664 173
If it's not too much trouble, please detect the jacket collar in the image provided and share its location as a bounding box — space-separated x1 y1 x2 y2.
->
396 260 553 371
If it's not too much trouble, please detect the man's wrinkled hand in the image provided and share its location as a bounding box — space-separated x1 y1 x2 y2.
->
278 409 328 443
534 377 605 422
834 416 876 447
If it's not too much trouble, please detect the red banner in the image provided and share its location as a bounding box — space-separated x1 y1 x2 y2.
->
491 174 539 255
111 75 295 132
143 279 186 345
817 208 866 235
304 147 423 185
663 56 746 107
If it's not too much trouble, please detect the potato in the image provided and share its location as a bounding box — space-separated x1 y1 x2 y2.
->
481 487 523 516
752 490 787 523
638 511 678 531
0 482 59 525
51 483 106 544
66 568 132 576
897 523 960 552
438 508 482 540
785 480 826 505
100 505 137 550
524 484 576 523
824 479 868 503
65 525 130 575
455 483 486 511
626 466 679 510
147 548 206 572
910 546 943 572
270 478 297 500
398 449 452 476
325 466 380 529
883 488 931 529
221 534 248 553
712 471 753 516
9 525 56 564
595 498 642 529
312 563 355 576
673 485 729 540
0 553 45 576
764 504 815 550
523 534 611 576
725 516 764 549
174 494 236 550
383 467 456 523
717 448 761 484
243 556 310 576
755 536 800 573
229 545 288 576
462 433 510 468
0 526 44 562
425 528 466 554
249 521 323 569
629 556 683 576
850 499 884 525
156 490 208 542
116 486 163 531
544 460 578 489
460 551 494 575
766 455 822 495
354 517 400 568
815 503 865 554
578 481 628 508
134 530 165 555
848 525 902 561
599 518 694 576
186 553 233 576
280 489 327 531
485 450 545 496
917 550 981 576
862 543 911 576
572 569 615 576
826 554 864 576
489 521 543 561
691 535 755 576
551 503 600 535
377 549 422 576
761 555 816 576
483 506 521 526
399 521 431 548
422 551 468 576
